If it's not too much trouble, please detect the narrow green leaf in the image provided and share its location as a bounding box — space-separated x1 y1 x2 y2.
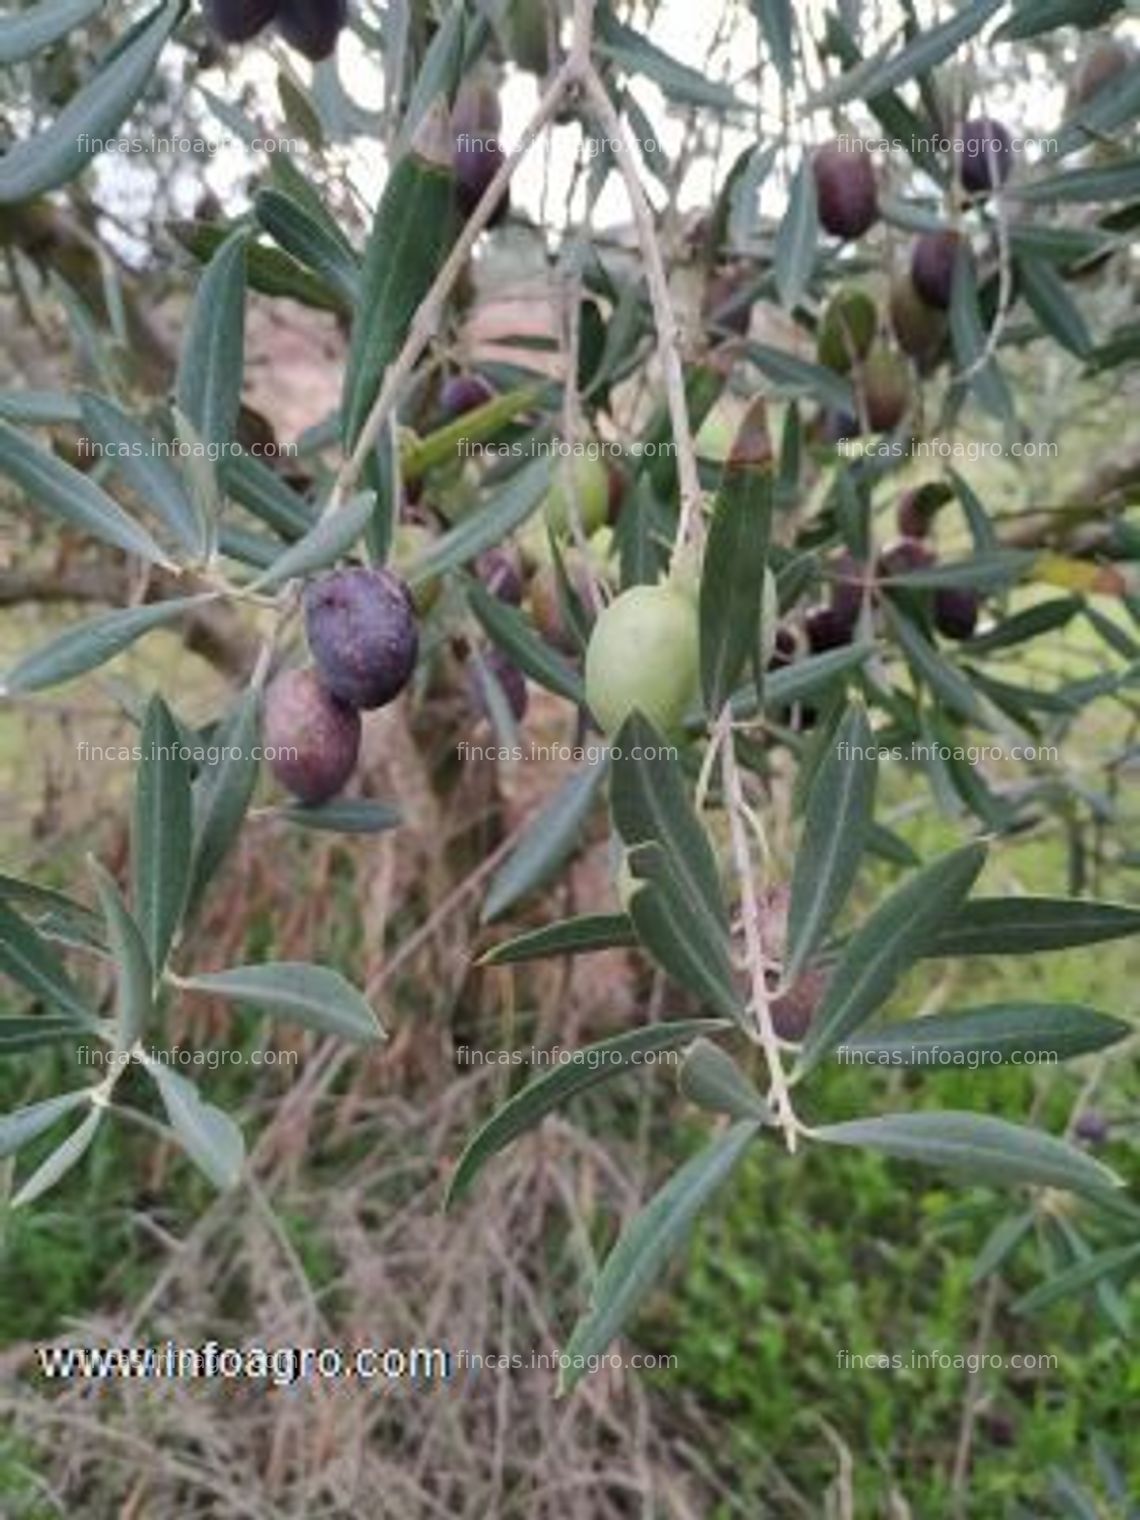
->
971 1209 1035 1283
624 840 744 1021
807 0 1003 109
88 859 152 1051
280 799 402 834
925 897 1140 957
773 158 818 311
12 1107 102 1207
248 492 375 592
468 581 585 705
446 1019 724 1209
0 1090 92 1160
744 343 856 412
1012 157 1140 204
0 1017 89 1054
700 404 774 714
0 417 174 569
144 1061 244 1191
1016 256 1094 358
186 688 262 915
0 0 181 203
0 0 104 65
80 393 207 558
560 1120 760 1391
406 455 552 586
1014 1239 1140 1315
255 188 361 309
814 1111 1123 1198
132 697 192 971
2 598 215 697
750 0 794 85
222 451 315 542
483 764 607 922
679 1039 770 1121
480 914 638 966
174 226 249 453
838 1003 1130 1066
950 250 1015 424
795 842 987 1078
886 602 986 723
180 963 382 1043
0 876 103 953
0 900 98 1026
883 550 1029 591
597 13 746 111
343 101 458 449
786 705 877 982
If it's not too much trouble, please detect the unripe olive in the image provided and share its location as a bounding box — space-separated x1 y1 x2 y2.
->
911 230 968 311
957 117 1012 194
391 524 440 615
264 668 361 806
889 274 947 368
502 0 550 74
203 0 278 42
933 586 979 641
304 566 419 710
543 453 610 538
275 0 346 60
529 563 582 654
585 582 699 737
817 286 877 373
862 346 910 432
812 140 879 240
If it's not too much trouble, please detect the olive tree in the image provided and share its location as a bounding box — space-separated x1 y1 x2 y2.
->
1 0 1138 1390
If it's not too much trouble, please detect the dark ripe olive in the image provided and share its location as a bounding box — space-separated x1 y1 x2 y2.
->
957 117 1012 194
304 566 419 711
275 0 346 61
813 140 879 240
203 0 278 43
933 586 980 641
911 230 969 311
264 668 361 806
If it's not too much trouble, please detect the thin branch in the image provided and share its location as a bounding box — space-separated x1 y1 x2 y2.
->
580 67 703 567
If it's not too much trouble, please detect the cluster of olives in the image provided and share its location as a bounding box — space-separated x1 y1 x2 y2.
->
265 566 418 805
794 485 979 666
810 116 1017 426
202 0 346 60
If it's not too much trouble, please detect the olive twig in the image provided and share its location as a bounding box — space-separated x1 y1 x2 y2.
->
580 67 703 572
719 704 799 1151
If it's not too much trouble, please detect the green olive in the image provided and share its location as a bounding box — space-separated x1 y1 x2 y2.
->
585 582 699 737
543 453 610 538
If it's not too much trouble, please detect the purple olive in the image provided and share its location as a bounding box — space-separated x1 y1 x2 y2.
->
933 586 980 641
203 0 278 42
813 140 879 240
455 138 509 225
1074 1110 1110 1144
275 0 345 60
805 606 854 654
439 374 494 424
264 668 361 806
957 117 1012 195
469 650 528 724
476 547 524 605
830 551 867 629
911 230 969 311
304 566 419 710
876 537 937 581
768 625 796 671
